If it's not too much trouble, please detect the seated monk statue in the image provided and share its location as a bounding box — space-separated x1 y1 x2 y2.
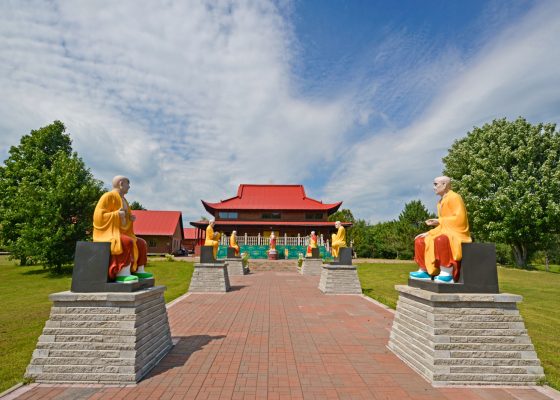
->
410 176 472 283
230 230 240 256
204 219 220 259
331 221 346 258
306 231 318 257
93 175 151 283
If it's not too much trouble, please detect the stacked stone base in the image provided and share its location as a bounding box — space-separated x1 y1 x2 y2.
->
189 263 231 292
25 286 172 384
300 259 323 275
318 265 362 294
388 285 545 386
225 258 248 276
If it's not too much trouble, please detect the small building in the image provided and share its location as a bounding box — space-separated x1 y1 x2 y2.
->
182 227 204 255
132 210 184 255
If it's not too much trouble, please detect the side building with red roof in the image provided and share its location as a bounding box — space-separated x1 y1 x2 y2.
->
190 184 350 251
132 210 184 255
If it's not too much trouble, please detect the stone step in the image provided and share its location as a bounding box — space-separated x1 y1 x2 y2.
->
34 349 121 359
42 327 137 337
433 357 542 366
46 320 136 329
436 342 536 351
41 364 135 374
432 373 544 384
32 372 137 384
448 365 544 375
433 328 528 337
49 313 136 322
30 356 135 366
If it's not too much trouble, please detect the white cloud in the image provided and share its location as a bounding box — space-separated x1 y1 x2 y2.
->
0 0 354 221
324 0 560 222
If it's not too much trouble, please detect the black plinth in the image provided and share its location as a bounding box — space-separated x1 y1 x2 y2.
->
227 247 240 258
308 248 320 259
71 242 155 293
329 247 353 266
200 246 218 263
408 242 499 293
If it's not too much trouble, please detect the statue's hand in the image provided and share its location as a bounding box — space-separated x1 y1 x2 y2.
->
130 214 136 222
425 218 439 226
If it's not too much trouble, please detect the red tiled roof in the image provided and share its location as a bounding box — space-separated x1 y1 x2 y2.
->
202 184 342 213
132 210 183 237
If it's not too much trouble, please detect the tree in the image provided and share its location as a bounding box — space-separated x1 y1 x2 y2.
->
443 117 560 267
328 209 355 224
395 200 434 259
129 201 146 210
0 121 104 270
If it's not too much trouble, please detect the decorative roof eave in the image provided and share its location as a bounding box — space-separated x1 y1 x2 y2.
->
189 220 353 229
201 200 343 214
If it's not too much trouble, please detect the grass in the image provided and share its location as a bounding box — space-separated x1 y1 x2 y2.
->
0 256 194 394
357 262 560 391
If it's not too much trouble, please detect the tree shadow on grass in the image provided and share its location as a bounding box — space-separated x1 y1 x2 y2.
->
144 335 227 379
20 265 73 278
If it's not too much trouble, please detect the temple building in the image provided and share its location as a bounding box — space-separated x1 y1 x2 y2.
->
190 184 350 258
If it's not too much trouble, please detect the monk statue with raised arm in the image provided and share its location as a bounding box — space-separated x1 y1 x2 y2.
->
410 176 472 283
93 175 151 283
204 219 220 259
230 230 240 256
306 231 318 257
331 221 346 258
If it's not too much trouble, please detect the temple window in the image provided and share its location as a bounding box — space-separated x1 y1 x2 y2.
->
262 212 281 219
218 212 238 219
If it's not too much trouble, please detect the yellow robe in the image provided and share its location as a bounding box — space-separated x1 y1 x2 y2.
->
331 226 347 258
424 190 472 275
204 225 220 258
230 234 240 255
93 190 139 271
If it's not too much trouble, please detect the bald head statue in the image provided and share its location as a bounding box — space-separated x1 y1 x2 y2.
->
433 176 451 197
335 221 341 229
112 175 130 195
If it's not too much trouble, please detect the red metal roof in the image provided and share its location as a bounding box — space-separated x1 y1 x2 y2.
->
132 210 184 237
202 184 342 213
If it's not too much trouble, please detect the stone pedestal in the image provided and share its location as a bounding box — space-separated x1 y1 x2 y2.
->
301 259 323 275
329 247 353 266
318 265 361 294
225 258 248 275
25 286 172 384
189 263 231 292
388 285 545 386
268 250 278 260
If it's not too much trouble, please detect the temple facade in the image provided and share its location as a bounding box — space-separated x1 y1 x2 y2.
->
190 184 350 258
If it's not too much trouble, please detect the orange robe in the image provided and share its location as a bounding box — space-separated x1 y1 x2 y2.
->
93 190 146 279
230 234 240 256
417 190 472 276
204 225 220 259
306 233 318 257
331 226 346 258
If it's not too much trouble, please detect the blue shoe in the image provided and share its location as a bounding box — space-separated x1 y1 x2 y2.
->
434 274 454 283
409 270 431 280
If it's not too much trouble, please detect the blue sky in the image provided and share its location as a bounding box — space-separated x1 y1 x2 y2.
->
1 0 559 224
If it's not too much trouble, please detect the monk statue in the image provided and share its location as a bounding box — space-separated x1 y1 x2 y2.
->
306 231 318 257
410 176 472 283
331 221 346 258
204 219 220 259
93 175 151 283
269 232 276 251
230 230 240 256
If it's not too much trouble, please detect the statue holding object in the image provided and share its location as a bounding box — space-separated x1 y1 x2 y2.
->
331 221 346 258
204 219 220 259
410 176 472 283
93 175 152 283
230 230 240 256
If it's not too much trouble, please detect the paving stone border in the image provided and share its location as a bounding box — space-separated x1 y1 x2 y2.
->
25 286 172 384
388 285 545 386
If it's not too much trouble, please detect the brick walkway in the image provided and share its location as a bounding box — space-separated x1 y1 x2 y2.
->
6 270 559 400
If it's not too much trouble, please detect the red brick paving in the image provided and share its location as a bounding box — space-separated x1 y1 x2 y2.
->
6 270 558 400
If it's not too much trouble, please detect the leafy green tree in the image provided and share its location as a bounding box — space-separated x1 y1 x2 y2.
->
395 200 434 259
0 121 104 270
370 221 400 259
328 209 355 224
129 201 146 210
443 117 560 267
350 219 375 258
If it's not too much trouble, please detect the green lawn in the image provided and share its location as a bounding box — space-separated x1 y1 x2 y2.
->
358 263 560 391
0 256 194 394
